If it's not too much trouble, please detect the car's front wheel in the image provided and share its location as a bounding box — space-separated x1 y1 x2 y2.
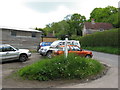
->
46 52 52 58
85 55 92 58
19 54 28 62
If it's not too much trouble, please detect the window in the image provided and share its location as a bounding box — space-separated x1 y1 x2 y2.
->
71 46 81 51
59 42 63 45
11 31 17 36
63 46 70 51
32 32 36 37
3 46 15 52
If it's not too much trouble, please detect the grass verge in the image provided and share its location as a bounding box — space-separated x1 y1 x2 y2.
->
16 53 104 81
83 47 119 55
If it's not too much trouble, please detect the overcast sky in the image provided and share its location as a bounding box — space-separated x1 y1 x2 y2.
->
0 0 119 29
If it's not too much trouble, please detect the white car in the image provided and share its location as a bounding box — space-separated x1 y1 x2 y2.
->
0 44 31 62
39 40 80 58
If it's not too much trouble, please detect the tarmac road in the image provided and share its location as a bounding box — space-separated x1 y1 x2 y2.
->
1 51 119 88
0 64 2 89
57 51 119 88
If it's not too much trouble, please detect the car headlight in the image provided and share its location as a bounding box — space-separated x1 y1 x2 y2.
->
28 50 31 53
41 48 43 50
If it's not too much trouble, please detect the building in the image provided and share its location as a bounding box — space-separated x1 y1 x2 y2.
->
82 20 113 36
0 26 42 49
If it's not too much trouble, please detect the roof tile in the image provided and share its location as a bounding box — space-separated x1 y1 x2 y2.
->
84 22 113 30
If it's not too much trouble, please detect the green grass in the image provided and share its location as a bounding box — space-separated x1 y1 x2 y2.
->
17 53 104 81
83 47 119 55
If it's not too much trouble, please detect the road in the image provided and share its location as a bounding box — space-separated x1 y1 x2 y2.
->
1 51 119 88
57 51 119 88
0 64 2 90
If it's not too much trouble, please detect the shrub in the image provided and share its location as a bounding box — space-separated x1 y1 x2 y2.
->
79 28 119 48
17 54 104 81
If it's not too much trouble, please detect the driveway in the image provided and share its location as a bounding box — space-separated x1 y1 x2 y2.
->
57 51 119 88
2 53 42 88
2 53 41 77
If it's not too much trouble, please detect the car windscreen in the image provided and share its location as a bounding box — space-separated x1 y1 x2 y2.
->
51 41 59 46
41 42 52 46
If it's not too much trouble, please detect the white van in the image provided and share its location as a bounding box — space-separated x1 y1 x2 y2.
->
50 40 80 48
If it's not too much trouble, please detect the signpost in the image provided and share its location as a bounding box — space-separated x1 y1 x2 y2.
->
64 35 68 58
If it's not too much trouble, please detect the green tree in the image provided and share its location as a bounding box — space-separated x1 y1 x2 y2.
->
52 21 70 39
35 27 47 36
65 13 86 36
43 20 70 39
43 13 86 39
90 6 119 28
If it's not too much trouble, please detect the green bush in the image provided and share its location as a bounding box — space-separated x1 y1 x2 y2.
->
79 28 119 47
17 54 104 81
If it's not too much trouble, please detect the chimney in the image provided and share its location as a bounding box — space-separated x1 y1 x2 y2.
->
91 18 95 24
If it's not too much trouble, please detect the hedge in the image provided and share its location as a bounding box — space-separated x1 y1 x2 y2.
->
79 28 119 48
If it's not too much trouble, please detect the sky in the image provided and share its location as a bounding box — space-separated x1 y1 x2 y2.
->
0 0 119 29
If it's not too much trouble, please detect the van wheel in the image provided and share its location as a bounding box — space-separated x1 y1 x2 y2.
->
19 54 28 62
46 52 52 59
85 55 92 58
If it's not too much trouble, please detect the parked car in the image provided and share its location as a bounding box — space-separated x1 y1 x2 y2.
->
0 44 31 62
44 45 93 58
39 40 81 57
37 42 53 52
53 45 93 58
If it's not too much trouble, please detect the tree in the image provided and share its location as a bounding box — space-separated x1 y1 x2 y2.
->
43 20 70 39
89 6 119 28
51 21 70 39
66 13 86 36
43 13 86 39
35 27 47 36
